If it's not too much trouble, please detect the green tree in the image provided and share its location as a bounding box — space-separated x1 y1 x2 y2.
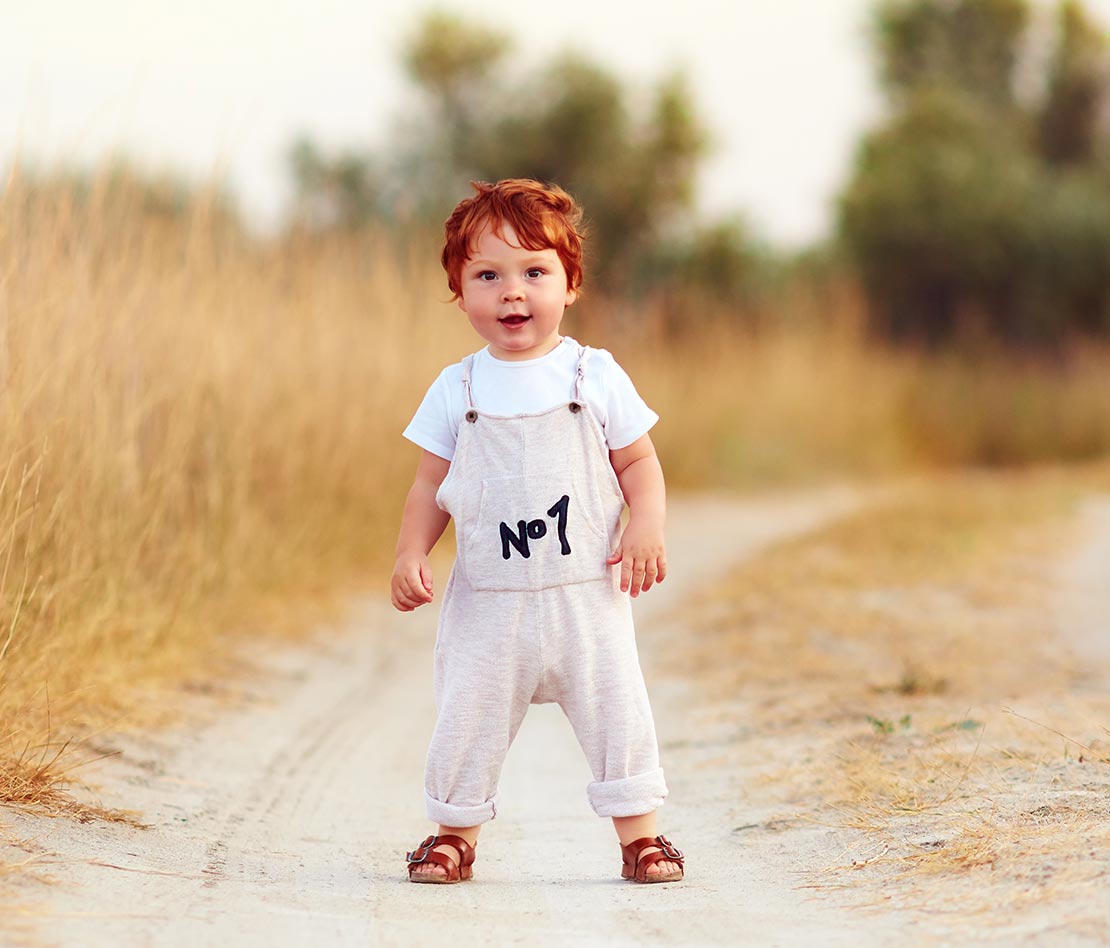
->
1029 166 1110 334
637 216 773 334
839 90 1042 342
1038 0 1110 166
463 56 707 284
290 11 715 294
288 138 378 230
401 12 510 183
838 0 1110 344
872 0 1029 111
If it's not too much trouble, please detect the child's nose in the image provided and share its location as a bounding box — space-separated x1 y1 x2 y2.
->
501 280 525 301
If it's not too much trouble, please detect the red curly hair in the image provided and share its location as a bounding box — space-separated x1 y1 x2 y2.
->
441 179 586 300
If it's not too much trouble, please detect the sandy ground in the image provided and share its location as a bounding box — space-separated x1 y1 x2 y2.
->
1 486 1106 947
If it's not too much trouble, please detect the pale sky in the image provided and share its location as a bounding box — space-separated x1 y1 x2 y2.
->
3 1 1107 248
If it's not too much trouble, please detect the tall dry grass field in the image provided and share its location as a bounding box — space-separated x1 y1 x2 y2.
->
0 172 478 802
2 167 1110 812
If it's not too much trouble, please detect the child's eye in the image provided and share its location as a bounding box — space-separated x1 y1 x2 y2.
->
476 270 498 282
525 267 546 279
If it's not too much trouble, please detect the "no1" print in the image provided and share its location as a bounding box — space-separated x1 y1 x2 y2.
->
499 495 571 560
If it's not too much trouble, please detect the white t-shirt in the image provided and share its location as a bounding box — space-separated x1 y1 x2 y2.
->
403 336 658 461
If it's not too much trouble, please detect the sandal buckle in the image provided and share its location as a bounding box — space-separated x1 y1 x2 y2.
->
657 835 683 860
406 834 437 864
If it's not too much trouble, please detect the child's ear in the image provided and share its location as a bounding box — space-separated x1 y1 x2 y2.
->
565 288 578 307
456 296 468 314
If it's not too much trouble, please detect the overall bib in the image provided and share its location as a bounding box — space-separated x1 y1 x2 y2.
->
424 347 668 826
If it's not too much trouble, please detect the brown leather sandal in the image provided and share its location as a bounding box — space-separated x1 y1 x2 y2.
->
405 834 476 884
621 834 685 883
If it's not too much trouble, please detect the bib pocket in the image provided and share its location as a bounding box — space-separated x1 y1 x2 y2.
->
463 472 610 592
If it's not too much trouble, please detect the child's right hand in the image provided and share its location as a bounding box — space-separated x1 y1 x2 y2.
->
391 553 435 612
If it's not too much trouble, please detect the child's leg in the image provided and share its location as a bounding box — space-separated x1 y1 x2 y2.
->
542 582 680 877
543 583 668 816
417 585 540 877
424 586 539 824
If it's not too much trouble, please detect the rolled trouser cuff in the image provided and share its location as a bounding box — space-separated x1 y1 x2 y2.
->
586 767 668 817
424 789 499 826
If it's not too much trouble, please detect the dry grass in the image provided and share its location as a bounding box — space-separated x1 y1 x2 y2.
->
0 733 138 825
3 164 1110 831
678 464 1110 929
612 286 1110 487
0 169 472 819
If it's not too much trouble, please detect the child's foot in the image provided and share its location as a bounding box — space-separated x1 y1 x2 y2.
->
409 841 681 879
405 833 477 883
409 840 460 880
638 845 682 878
620 834 685 883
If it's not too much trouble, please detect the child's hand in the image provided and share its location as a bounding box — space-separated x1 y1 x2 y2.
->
391 552 434 611
606 519 667 598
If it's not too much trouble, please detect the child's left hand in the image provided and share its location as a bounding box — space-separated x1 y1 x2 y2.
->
606 519 667 597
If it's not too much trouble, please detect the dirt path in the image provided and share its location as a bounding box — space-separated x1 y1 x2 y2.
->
1053 495 1110 670
5 483 1051 947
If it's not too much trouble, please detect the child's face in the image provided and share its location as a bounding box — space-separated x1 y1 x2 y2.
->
456 222 577 361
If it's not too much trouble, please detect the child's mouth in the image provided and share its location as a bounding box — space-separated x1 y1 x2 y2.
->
499 315 531 327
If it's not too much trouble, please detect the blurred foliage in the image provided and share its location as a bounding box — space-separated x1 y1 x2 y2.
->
4 162 245 267
7 161 234 224
873 0 1030 111
402 12 509 184
1039 0 1110 167
839 0 1110 345
287 10 766 313
287 139 379 231
466 54 707 286
634 217 782 334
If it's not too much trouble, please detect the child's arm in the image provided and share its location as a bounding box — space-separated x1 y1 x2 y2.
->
606 433 667 597
390 450 452 612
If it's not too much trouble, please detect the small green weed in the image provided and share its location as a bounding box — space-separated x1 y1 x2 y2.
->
867 713 912 734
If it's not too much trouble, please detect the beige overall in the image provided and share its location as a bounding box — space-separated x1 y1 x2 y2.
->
424 347 668 826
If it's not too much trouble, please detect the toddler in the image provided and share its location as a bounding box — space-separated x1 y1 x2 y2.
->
391 179 684 885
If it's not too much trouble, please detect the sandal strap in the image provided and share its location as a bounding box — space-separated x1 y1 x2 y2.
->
434 834 477 868
406 834 438 865
621 835 685 869
621 836 656 861
404 833 477 875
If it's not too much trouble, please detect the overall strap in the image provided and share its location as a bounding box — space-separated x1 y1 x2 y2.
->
573 346 589 403
460 354 476 410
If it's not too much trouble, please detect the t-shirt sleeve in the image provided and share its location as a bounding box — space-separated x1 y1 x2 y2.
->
402 368 459 461
595 350 659 450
